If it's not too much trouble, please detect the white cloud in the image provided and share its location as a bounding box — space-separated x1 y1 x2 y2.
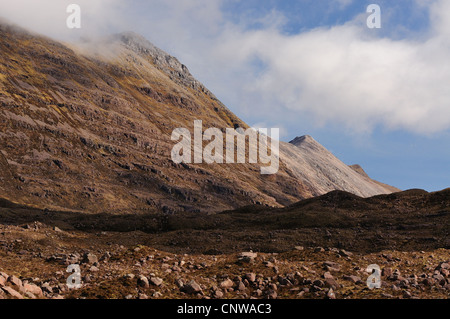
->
0 0 127 40
2 0 450 136
189 0 450 135
236 24 450 134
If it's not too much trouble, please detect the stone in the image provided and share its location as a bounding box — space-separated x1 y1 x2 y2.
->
24 283 43 297
433 274 446 286
100 252 112 262
245 273 256 282
310 285 322 292
24 292 37 299
220 279 234 290
124 274 135 280
266 290 277 299
278 277 292 286
213 289 224 299
2 286 23 299
325 278 340 290
339 250 353 257
0 274 6 287
238 252 257 263
150 277 163 287
323 261 341 272
175 279 184 288
390 284 400 291
437 262 450 270
82 252 98 265
182 280 202 294
323 272 334 280
313 280 325 287
161 263 170 270
8 275 23 288
403 290 412 299
327 288 336 299
382 268 393 277
343 275 362 284
392 269 402 279
89 266 99 272
8 275 25 293
66 253 81 265
137 275 149 288
172 266 181 272
422 278 435 286
41 283 53 294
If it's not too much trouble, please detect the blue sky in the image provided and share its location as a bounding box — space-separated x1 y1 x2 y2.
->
1 0 449 192
221 0 431 36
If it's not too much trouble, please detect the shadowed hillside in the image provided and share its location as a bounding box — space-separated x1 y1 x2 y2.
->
0 188 448 254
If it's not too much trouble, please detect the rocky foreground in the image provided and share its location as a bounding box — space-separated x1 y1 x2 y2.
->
0 222 448 300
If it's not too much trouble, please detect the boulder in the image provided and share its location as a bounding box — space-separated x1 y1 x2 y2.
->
182 280 202 294
137 275 149 288
82 252 98 265
2 286 23 299
238 252 257 264
150 277 163 287
220 279 234 290
24 283 43 297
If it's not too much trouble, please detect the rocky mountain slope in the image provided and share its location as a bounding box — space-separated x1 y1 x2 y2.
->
282 136 400 198
0 21 396 214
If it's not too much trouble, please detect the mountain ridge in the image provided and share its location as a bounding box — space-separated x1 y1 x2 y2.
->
0 20 397 214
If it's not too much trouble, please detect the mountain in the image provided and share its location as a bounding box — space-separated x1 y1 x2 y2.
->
0 22 397 214
349 164 400 193
281 136 400 197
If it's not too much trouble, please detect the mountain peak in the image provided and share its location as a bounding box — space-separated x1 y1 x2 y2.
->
349 164 370 178
105 31 206 92
112 31 165 56
289 135 317 146
115 31 150 43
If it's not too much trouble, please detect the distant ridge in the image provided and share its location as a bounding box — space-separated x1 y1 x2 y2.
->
349 164 401 193
278 135 398 198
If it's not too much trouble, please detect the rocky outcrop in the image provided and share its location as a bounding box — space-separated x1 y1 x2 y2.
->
0 272 44 299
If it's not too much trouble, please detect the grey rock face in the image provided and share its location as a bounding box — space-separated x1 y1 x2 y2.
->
113 32 207 92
